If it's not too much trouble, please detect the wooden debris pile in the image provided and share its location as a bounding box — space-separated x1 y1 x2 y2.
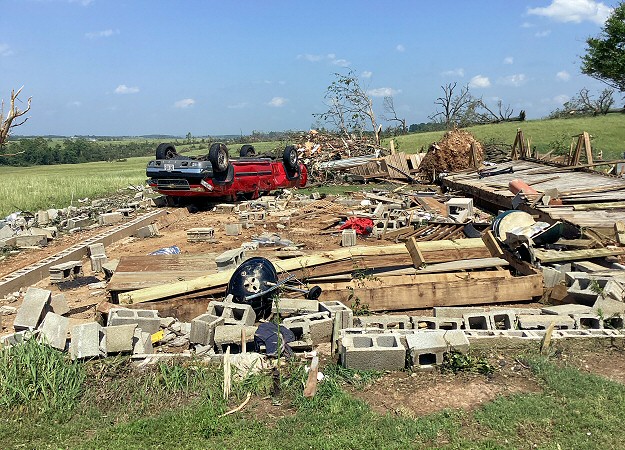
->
420 129 484 182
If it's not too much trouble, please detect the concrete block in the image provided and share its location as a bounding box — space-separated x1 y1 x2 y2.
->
604 279 625 302
49 293 70 316
1 330 34 347
411 316 463 330
108 308 161 334
38 312 69 350
224 223 242 236
187 227 215 242
98 212 124 226
445 198 474 222
567 274 611 304
36 210 50 226
490 310 517 330
214 247 246 272
541 304 593 316
14 287 51 330
435 306 541 317
571 314 603 329
90 255 108 273
406 330 470 368
213 325 258 353
464 330 540 341
190 313 224 346
67 215 90 230
340 334 406 371
319 301 354 329
132 328 153 355
103 324 137 353
517 314 575 330
207 301 256 326
15 233 47 247
462 313 492 330
353 314 411 330
70 322 104 359
283 312 333 346
341 229 357 247
542 266 566 288
49 260 83 283
593 296 625 318
88 243 106 257
135 223 159 238
272 298 319 316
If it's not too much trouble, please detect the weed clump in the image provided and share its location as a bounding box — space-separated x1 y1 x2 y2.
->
441 351 494 375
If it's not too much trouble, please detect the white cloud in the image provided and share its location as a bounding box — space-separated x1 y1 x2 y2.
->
553 94 570 104
227 102 249 109
556 70 571 81
85 29 119 39
527 0 612 25
442 68 464 77
396 44 405 52
535 30 552 38
298 53 350 67
469 75 491 88
0 43 13 57
503 56 514 65
521 22 534 28
331 58 350 67
367 87 401 97
68 101 82 107
69 0 94 5
499 74 526 87
361 71 373 79
114 84 139 94
174 98 195 108
268 97 287 107
297 53 324 62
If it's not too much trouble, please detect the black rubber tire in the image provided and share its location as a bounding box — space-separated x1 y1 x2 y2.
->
156 143 178 160
283 145 298 170
208 143 230 173
239 144 256 157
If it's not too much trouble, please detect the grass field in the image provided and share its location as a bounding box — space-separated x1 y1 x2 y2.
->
2 340 625 449
384 114 625 160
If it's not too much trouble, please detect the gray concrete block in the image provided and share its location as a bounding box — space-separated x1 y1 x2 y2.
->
70 322 104 359
135 223 159 238
224 223 242 236
411 316 463 330
319 301 354 329
604 279 625 302
67 215 91 230
571 314 603 329
1 330 34 347
38 312 69 350
132 328 153 355
406 330 470 368
272 298 319 316
353 314 411 330
98 212 124 226
103 324 137 353
517 314 575 330
340 334 406 371
108 308 161 334
190 313 224 346
341 229 357 247
49 293 70 316
283 312 333 346
207 301 256 326
186 227 215 242
541 304 593 316
464 330 541 341
15 233 48 247
490 310 517 330
14 287 51 330
49 260 83 283
90 254 108 273
213 324 258 353
593 296 625 318
214 248 246 272
567 275 612 305
462 313 492 330
542 266 566 288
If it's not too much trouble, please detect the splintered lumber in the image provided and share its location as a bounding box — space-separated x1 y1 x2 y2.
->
615 221 625 245
531 247 625 263
405 238 490 266
481 230 504 258
316 271 543 311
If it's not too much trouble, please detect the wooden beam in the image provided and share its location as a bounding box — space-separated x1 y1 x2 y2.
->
615 221 625 245
481 230 504 258
531 247 625 263
405 237 425 268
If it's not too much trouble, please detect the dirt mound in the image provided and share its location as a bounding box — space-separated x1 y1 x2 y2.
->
419 129 484 182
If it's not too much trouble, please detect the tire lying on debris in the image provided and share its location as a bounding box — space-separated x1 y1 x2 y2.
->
283 145 299 170
239 144 256 157
208 142 230 173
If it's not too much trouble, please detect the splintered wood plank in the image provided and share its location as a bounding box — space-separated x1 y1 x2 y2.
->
615 221 625 245
532 247 625 263
481 230 504 257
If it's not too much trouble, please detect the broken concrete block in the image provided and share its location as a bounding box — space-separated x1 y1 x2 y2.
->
541 304 593 316
132 328 153 355
49 260 83 283
571 314 603 329
190 313 224 346
14 287 51 331
340 334 406 371
70 322 104 360
98 212 124 226
1 330 34 347
341 229 357 247
224 223 242 236
214 247 246 272
213 325 258 353
107 308 161 334
604 279 625 302
36 210 50 226
49 293 70 316
411 316 463 330
283 312 333 346
517 314 575 330
187 227 215 242
207 301 256 326
67 215 90 230
272 298 320 316
445 198 474 222
353 314 411 330
406 330 470 369
15 233 47 247
135 223 159 238
103 324 137 353
319 301 354 329
38 312 69 350
90 255 108 273
593 296 625 318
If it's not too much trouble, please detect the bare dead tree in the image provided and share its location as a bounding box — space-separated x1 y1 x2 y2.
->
0 87 32 147
429 82 476 128
578 87 614 115
478 99 517 123
382 96 407 134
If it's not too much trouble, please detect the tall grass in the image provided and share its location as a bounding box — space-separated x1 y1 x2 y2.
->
0 338 85 416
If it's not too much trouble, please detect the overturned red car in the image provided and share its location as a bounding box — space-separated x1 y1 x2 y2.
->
146 142 307 201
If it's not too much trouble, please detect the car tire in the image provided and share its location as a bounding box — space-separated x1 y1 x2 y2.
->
283 145 298 170
156 143 178 160
209 143 230 173
240 144 256 157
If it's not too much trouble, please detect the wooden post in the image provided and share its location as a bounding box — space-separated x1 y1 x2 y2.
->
389 139 396 155
615 221 625 245
470 142 479 168
571 132 593 166
511 129 527 160
405 236 425 267
303 356 319 398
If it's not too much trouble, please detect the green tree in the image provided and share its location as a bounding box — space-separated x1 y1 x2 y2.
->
581 2 625 92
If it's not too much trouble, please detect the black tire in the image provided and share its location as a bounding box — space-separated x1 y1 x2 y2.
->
283 145 298 170
156 143 178 160
239 144 256 157
208 142 230 173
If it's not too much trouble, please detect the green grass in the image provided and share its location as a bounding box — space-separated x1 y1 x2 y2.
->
3 340 625 449
385 114 625 160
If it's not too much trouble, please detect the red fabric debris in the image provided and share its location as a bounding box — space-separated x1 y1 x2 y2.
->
339 217 374 235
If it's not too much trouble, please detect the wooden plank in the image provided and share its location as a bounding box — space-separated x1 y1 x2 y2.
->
532 247 625 263
481 230 504 257
616 221 625 245
405 237 425 268
317 272 543 311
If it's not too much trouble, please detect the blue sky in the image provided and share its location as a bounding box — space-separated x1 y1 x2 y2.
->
0 0 619 136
